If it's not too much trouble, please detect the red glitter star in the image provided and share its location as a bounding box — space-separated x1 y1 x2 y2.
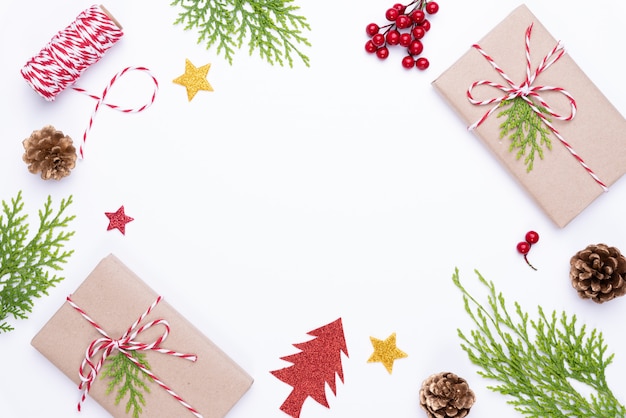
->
105 205 134 235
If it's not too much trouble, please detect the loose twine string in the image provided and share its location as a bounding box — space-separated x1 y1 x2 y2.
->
66 295 203 418
466 23 607 191
20 4 159 159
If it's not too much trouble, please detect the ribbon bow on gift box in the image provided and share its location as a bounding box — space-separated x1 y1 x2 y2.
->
66 295 203 418
466 23 607 191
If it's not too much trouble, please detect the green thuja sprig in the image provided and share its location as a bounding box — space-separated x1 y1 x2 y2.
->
0 191 75 333
497 96 552 172
102 351 152 418
171 0 311 67
452 268 626 417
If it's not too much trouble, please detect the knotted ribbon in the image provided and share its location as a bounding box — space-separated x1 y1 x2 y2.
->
66 295 203 418
467 23 607 191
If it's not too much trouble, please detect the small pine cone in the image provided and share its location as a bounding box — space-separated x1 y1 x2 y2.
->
570 243 626 303
419 372 475 418
22 125 77 180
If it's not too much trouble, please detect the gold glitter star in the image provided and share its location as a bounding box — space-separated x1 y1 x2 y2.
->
367 332 408 374
173 58 213 101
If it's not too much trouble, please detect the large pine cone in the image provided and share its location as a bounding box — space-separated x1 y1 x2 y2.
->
22 126 76 180
570 243 626 303
419 372 475 418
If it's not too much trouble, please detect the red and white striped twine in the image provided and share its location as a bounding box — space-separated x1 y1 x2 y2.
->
21 5 123 101
20 5 159 159
72 66 159 159
467 23 607 191
66 295 203 418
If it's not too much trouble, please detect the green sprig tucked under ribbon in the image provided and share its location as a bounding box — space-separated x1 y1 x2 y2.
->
498 97 553 172
102 352 152 418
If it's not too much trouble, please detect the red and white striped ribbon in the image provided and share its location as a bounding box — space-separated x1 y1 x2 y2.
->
72 66 159 159
467 23 607 191
66 295 203 418
20 5 158 159
20 5 124 101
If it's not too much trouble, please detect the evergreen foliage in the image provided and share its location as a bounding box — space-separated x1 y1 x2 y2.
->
498 97 552 172
102 351 152 418
453 269 625 417
171 0 311 67
0 191 75 333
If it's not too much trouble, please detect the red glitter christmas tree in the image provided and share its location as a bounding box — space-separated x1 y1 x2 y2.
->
270 318 349 418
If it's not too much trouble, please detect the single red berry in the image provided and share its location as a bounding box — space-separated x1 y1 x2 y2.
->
412 26 426 40
376 46 390 59
408 39 423 56
372 33 386 47
421 19 431 31
517 241 537 270
366 23 380 36
386 29 401 45
399 32 412 47
416 57 429 70
425 1 439 14
365 40 378 53
386 8 400 21
396 14 412 29
401 55 415 69
516 241 531 255
392 2 406 13
410 9 425 24
525 230 539 245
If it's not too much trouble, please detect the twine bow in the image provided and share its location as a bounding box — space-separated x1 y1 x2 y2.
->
66 295 203 418
467 23 607 191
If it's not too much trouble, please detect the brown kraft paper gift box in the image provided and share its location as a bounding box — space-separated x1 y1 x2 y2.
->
432 4 626 227
32 254 253 418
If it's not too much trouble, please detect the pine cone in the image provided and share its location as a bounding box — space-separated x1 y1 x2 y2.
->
22 126 77 180
570 243 626 303
419 372 475 418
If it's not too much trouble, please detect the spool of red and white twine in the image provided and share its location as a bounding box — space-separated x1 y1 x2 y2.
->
20 5 159 159
66 295 203 418
467 23 607 191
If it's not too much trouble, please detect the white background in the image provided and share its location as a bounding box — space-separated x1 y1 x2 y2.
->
2 1 626 417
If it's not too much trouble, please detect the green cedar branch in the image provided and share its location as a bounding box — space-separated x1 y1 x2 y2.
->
452 268 626 418
497 97 552 172
0 191 75 333
171 0 311 67
102 351 152 418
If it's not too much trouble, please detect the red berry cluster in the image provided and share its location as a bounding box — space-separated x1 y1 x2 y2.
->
516 230 539 270
365 0 439 70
